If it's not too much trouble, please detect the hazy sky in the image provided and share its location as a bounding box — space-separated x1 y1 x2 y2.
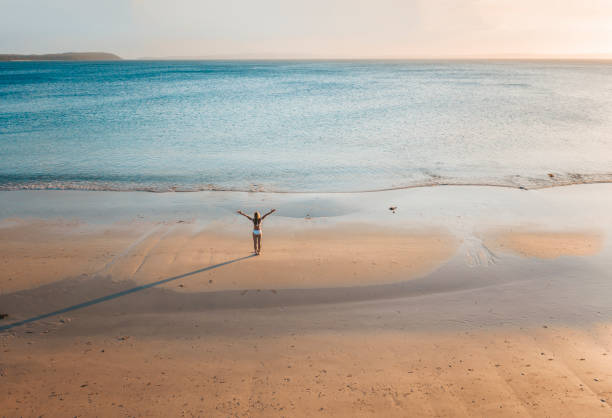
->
2 0 612 58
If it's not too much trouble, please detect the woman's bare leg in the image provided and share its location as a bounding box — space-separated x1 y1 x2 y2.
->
256 235 261 254
252 234 257 253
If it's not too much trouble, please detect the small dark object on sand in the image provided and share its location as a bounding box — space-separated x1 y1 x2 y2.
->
0 313 8 320
389 206 397 213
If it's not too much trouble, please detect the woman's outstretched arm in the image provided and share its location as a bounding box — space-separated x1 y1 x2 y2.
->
262 208 276 220
237 210 253 221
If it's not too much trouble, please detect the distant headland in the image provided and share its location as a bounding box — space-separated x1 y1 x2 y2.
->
0 52 121 61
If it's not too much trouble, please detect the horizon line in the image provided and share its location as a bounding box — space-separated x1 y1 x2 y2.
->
4 50 612 61
134 56 612 62
134 52 612 60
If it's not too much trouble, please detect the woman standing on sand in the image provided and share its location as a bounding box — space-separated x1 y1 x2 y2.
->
237 209 276 255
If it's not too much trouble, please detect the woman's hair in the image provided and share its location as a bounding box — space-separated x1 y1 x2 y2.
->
253 211 261 224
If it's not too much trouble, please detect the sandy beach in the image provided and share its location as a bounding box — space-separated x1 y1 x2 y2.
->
1 185 612 416
4 4 612 415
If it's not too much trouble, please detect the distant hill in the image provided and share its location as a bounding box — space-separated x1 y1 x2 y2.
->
0 52 122 61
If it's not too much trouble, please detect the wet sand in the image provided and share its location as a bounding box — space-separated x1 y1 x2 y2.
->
0 220 457 294
1 185 612 416
486 230 603 259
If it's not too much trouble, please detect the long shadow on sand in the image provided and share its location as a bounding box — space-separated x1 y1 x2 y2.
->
2 253 610 334
0 255 255 332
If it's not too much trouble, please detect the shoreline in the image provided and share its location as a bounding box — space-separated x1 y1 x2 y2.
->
2 175 612 194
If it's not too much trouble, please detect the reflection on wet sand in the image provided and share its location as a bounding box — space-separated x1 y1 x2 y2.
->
487 230 603 259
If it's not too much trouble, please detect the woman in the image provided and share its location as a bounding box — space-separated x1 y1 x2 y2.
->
237 209 276 255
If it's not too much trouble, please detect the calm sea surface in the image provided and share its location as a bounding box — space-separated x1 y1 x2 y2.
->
1 60 611 192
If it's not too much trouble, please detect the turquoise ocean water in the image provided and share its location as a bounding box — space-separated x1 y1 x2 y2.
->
1 60 611 192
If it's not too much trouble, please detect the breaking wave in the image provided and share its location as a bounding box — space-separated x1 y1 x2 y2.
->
1 172 611 193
